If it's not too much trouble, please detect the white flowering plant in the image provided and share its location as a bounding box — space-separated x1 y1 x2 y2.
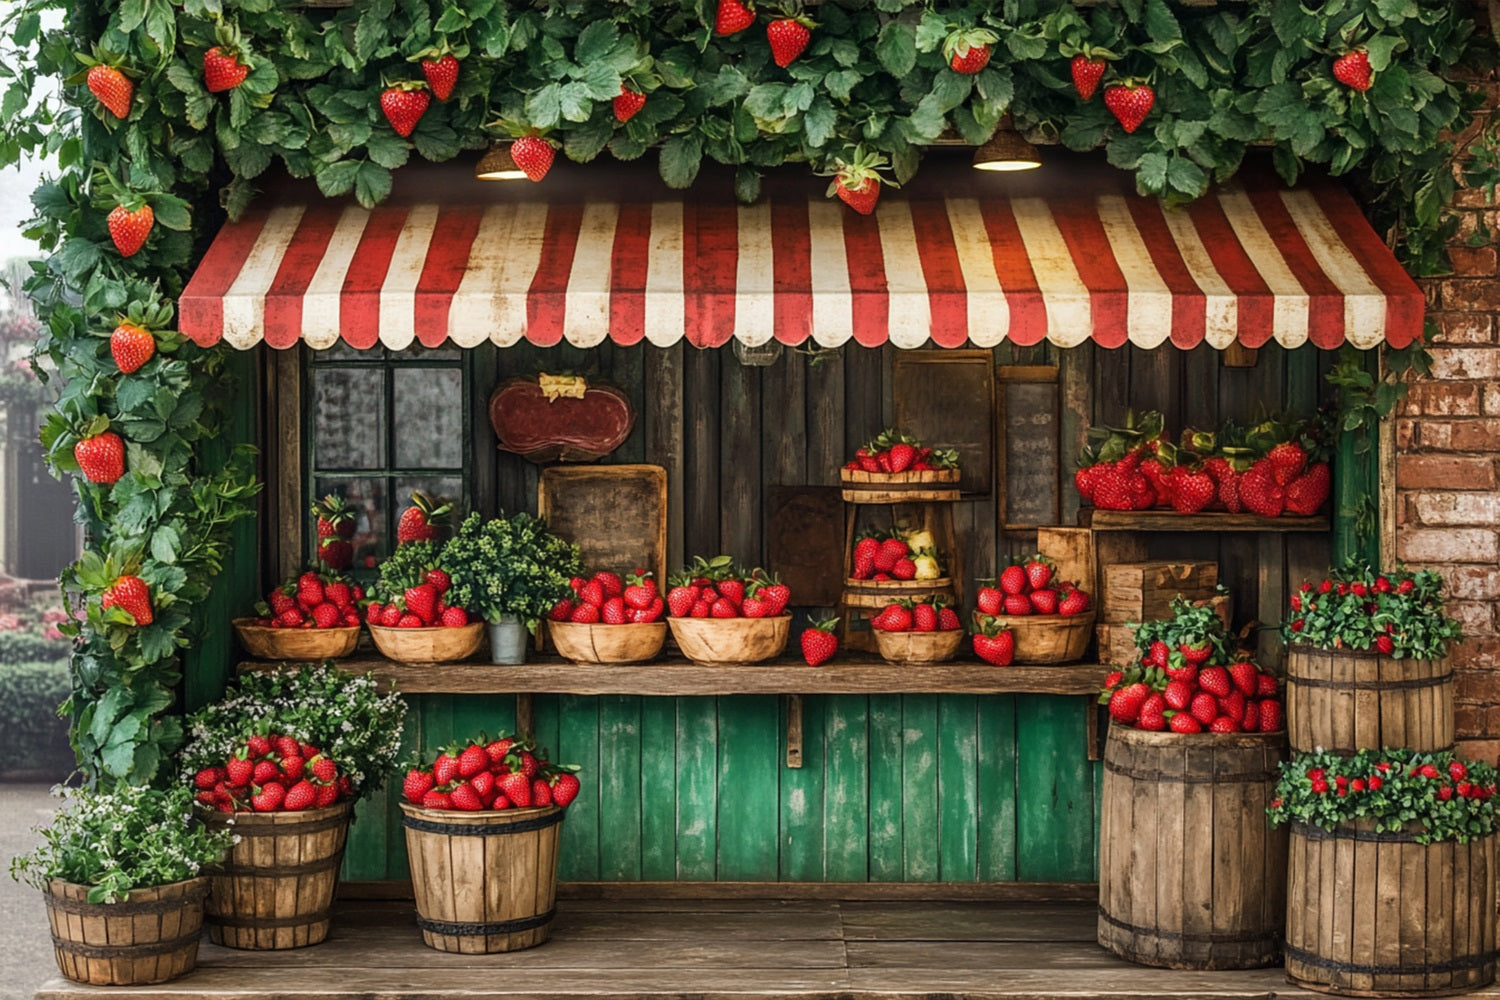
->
10 784 234 903
180 662 406 798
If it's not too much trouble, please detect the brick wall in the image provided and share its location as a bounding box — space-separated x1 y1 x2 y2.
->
1398 2 1500 763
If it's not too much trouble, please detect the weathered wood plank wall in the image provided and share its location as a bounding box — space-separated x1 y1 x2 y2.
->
340 340 1332 884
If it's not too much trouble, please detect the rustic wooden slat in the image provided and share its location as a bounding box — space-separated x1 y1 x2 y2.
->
556 695 602 882
900 694 940 882
683 347 720 560
643 345 685 572
867 695 905 881
936 694 979 882
638 697 678 882
674 697 718 881
720 359 762 564
716 695 781 880
1015 696 1093 882
822 695 870 882
1079 510 1331 533
780 694 827 881
598 695 643 881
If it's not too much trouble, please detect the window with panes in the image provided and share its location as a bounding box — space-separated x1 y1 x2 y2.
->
304 345 471 570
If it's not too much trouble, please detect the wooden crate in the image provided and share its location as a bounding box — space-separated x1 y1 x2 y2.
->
1095 596 1232 668
1100 561 1219 624
537 465 668 585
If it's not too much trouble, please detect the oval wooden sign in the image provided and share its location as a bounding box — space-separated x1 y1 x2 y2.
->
488 378 635 463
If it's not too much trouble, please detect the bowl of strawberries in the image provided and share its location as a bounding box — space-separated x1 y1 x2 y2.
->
664 557 791 666
365 557 484 664
546 569 668 664
869 598 965 664
234 571 364 660
839 430 961 501
973 557 1095 664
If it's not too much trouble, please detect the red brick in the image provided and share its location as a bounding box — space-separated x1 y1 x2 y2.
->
1409 490 1500 526
1434 312 1496 344
1456 668 1500 704
1437 564 1500 602
1456 739 1500 767
1430 347 1500 380
1407 421 1453 449
1400 381 1481 417
1455 704 1485 737
1451 187 1499 209
1396 454 1497 489
1449 600 1498 637
1449 246 1499 276
1484 383 1500 416
1452 419 1500 451
1396 527 1499 563
1396 418 1416 449
1452 636 1500 671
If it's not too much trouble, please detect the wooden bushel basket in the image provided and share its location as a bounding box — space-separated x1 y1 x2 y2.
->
547 621 666 664
1286 823 1496 997
1286 646 1454 755
401 803 564 953
978 612 1095 664
233 618 360 660
839 467 961 503
668 616 790 666
872 628 965 664
203 802 352 949
45 877 209 986
1098 724 1288 970
368 622 485 664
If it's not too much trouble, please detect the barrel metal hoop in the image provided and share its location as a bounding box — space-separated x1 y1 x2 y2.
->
416 909 556 937
45 886 209 917
206 909 330 929
1097 906 1279 946
208 852 344 878
1103 760 1280 784
1284 943 1497 975
50 933 201 959
403 810 564 837
213 811 352 837
1291 822 1438 845
1287 672 1451 692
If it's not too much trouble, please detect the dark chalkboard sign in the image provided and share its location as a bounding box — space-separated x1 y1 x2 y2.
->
892 350 995 497
999 367 1061 529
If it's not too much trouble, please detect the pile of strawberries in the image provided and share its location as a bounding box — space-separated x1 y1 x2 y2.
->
850 530 941 582
843 429 958 476
251 571 363 630
548 569 665 625
311 494 357 571
976 558 1092 617
193 734 350 813
366 568 471 629
869 597 963 634
402 734 580 812
1101 642 1285 734
661 556 791 620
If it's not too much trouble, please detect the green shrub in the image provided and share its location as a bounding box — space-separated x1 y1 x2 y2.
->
0 661 73 774
0 630 70 665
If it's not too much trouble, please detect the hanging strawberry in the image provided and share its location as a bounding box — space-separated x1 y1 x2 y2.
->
84 61 133 120
613 84 647 123
943 27 998 75
822 146 898 216
74 419 125 485
1104 80 1155 134
416 51 460 101
107 202 154 257
766 9 814 68
510 134 556 182
1332 49 1373 92
109 300 175 375
714 0 755 35
1070 55 1107 100
380 81 431 137
203 21 251 93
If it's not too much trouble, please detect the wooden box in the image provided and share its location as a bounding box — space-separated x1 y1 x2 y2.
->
1096 595 1232 668
1100 561 1219 625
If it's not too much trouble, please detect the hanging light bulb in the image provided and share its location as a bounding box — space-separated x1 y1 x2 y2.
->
475 143 527 181
972 120 1041 172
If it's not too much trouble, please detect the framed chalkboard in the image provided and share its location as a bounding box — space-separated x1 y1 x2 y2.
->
998 366 1061 530
892 350 995 497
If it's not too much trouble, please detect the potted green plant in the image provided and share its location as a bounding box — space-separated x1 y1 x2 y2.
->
444 511 582 663
10 784 234 985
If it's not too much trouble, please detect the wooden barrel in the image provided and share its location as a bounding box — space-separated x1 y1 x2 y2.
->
401 802 564 953
1098 724 1288 969
203 801 351 949
1286 647 1454 755
1286 823 1496 996
45 877 208 986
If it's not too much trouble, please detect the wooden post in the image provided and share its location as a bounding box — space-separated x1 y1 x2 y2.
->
785 695 803 768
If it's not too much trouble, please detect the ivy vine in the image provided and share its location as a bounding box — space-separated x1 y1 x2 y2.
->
0 0 1493 785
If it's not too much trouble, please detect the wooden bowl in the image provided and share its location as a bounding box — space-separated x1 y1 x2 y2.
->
975 611 1095 664
233 618 360 660
839 467 960 503
873 628 965 664
548 621 667 664
368 622 485 664
667 616 791 666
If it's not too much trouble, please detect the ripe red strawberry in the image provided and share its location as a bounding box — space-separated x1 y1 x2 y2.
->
1239 459 1285 518
1242 700 1261 733
296 573 324 608
510 136 555 182
911 603 938 632
75 430 125 484
570 602 603 624
226 756 254 787
870 604 913 632
252 781 286 812
938 608 961 631
1164 679 1193 711
976 585 1004 615
690 600 711 617
973 628 1014 666
314 782 339 807
1266 441 1307 485
1198 666 1231 697
579 578 606 607
714 0 755 34
1230 661 1259 697
949 41 991 74
622 573 655 610
440 607 469 627
405 583 439 624
1108 683 1150 724
702 597 733 619
1058 589 1090 616
999 565 1027 596
593 571 624 598
1023 558 1053 591
801 617 839 666
203 45 249 92
1189 692 1219 725
323 582 352 608
421 790 452 810
433 752 461 785
1218 471 1244 514
380 605 402 627
887 442 917 472
420 53 459 101
831 174 881 215
309 755 337 783
1137 693 1167 731
277 608 305 628
550 772 581 807
380 85 430 138
313 603 341 629
1071 55 1106 101
740 594 771 619
543 599 572 624
499 772 533 808
1169 713 1203 733
665 586 698 617
194 767 223 790
614 85 647 123
450 783 483 811
766 17 811 68
601 596 630 624
1285 463 1331 516
1257 673 1279 698
1146 640 1170 670
107 203 153 257
1029 589 1059 615
456 744 487 779
759 581 791 616
1002 594 1032 616
275 735 300 759
891 557 918 581
1332 50 1373 92
423 568 451 594
517 751 540 779
1179 642 1213 665
852 537 879 579
1209 716 1240 734
87 64 133 119
247 735 272 758
1166 467 1216 514
875 538 909 574
102 574 153 625
397 612 424 628
284 779 317 811
397 492 448 543
1375 634 1395 655
532 779 553 807
1103 83 1155 133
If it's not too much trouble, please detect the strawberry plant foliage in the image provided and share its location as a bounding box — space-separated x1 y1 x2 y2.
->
1282 563 1461 660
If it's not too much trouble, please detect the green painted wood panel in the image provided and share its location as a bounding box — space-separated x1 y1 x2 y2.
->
557 695 601 881
866 694 905 881
598 695 643 880
976 695 1018 881
674 696 717 879
937 694 979 881
822 695 869 881
779 695 825 881
639 698 678 880
1014 695 1096 882
715 695 780 880
901 694 940 882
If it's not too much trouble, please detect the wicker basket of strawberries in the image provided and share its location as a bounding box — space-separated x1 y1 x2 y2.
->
664 557 791 666
364 540 483 664
545 569 668 664
868 597 965 664
972 557 1094 664
234 570 364 660
839 430 960 502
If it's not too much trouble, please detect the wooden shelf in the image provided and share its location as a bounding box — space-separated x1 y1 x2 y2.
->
239 654 1107 696
1079 509 1329 533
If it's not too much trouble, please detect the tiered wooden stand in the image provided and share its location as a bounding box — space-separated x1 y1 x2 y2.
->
838 469 962 651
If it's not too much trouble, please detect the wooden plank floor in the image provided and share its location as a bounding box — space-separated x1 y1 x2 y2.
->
36 898 1494 1000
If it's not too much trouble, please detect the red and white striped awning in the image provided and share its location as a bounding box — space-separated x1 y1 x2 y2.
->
179 182 1422 352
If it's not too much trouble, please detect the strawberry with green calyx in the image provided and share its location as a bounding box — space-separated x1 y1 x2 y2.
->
381 80 431 138
1133 595 1237 666
311 494 357 569
972 614 1015 666
821 146 897 216
110 299 177 374
78 48 134 120
411 44 465 102
766 7 815 68
107 202 154 258
1061 40 1119 101
203 19 251 93
801 617 839 665
1103 78 1155 133
714 0 756 35
943 26 998 75
614 85 647 123
397 491 450 544
73 415 125 485
1332 49 1373 92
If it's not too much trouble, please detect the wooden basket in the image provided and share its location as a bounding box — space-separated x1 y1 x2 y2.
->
1098 725 1287 970
233 618 360 660
547 621 666 664
839 467 961 503
1287 822 1495 996
368 622 484 664
401 802 564 953
667 616 790 666
843 576 954 594
1286 646 1454 755
978 611 1095 664
872 628 964 664
45 877 209 986
202 801 352 950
